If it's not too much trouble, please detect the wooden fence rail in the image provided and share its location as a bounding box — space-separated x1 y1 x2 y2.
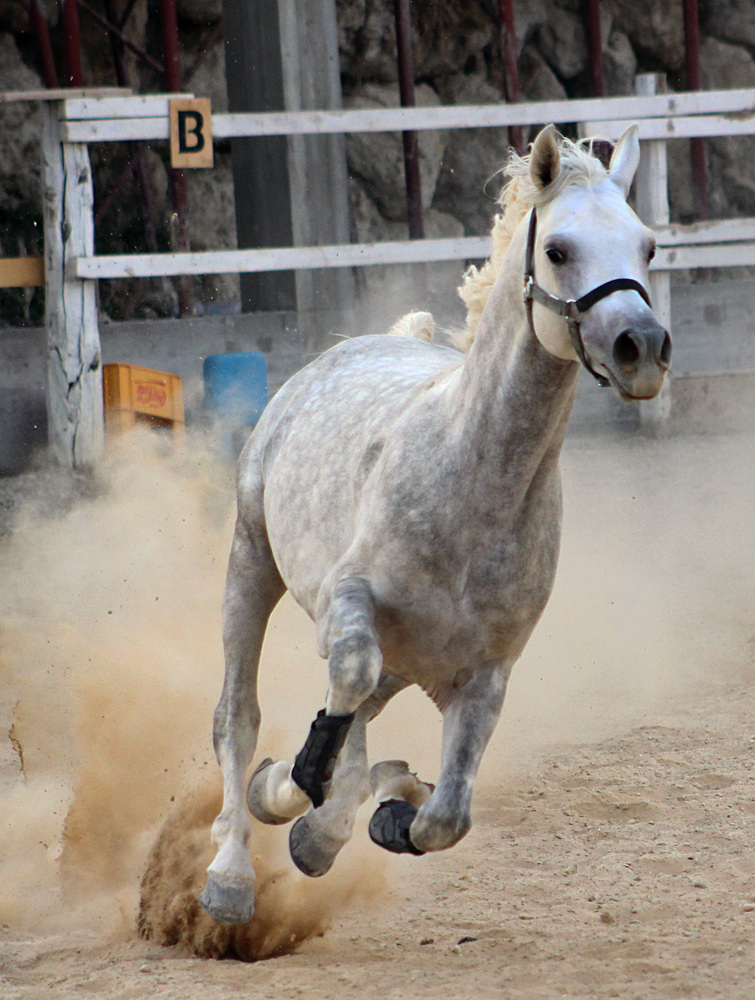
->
35 76 755 467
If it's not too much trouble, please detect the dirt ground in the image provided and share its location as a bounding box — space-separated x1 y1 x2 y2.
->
0 424 753 999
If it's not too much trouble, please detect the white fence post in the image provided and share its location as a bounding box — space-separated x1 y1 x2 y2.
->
634 73 672 434
40 101 104 470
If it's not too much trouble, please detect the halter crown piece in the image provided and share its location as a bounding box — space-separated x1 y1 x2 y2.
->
523 208 652 387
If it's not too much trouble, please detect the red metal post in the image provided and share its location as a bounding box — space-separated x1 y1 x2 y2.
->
581 0 604 96
61 0 83 86
160 0 182 91
683 0 708 218
393 0 424 240
496 0 524 154
159 0 193 315
27 0 58 88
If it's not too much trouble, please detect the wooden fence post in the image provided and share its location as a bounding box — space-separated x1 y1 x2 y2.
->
40 101 104 469
634 73 672 434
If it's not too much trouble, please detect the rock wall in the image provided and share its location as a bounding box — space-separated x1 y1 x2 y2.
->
1 0 753 322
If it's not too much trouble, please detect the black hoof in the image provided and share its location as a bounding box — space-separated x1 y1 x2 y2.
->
199 874 254 924
291 709 355 808
369 799 425 856
289 816 338 877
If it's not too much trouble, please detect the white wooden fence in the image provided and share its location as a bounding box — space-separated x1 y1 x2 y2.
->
40 76 755 467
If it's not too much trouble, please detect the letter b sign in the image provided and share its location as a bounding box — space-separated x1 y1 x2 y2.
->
170 99 213 168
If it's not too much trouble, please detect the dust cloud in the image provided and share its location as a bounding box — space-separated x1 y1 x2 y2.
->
0 429 387 951
0 421 752 956
137 778 387 960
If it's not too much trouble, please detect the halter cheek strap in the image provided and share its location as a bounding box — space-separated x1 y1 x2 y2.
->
523 209 652 388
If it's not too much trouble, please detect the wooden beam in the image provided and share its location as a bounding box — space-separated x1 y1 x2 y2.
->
60 92 192 118
40 102 104 471
0 87 131 103
581 115 755 141
58 88 755 143
635 74 671 436
68 225 755 280
653 243 755 269
61 106 755 145
0 257 44 287
655 218 755 245
70 237 493 279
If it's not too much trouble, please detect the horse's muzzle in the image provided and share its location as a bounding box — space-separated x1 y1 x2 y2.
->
611 320 672 399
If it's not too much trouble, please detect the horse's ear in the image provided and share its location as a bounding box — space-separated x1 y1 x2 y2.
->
608 124 640 197
529 125 561 191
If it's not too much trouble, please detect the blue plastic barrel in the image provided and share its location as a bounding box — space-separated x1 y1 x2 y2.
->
203 352 268 427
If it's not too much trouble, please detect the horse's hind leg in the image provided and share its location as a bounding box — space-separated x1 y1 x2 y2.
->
200 515 285 924
287 675 407 876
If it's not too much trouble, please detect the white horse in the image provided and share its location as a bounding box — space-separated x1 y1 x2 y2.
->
200 124 671 923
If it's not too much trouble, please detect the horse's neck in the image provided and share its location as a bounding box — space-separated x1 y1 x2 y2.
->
447 239 579 501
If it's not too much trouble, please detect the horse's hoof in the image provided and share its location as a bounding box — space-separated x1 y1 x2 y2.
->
370 759 435 808
369 799 425 856
288 816 339 878
247 757 293 825
199 873 255 924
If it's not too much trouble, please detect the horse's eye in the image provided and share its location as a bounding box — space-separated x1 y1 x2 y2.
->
545 246 566 265
647 245 656 263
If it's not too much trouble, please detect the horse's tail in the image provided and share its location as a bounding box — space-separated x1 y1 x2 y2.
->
387 311 434 343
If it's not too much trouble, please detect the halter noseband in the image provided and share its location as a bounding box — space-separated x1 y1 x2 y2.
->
523 208 652 388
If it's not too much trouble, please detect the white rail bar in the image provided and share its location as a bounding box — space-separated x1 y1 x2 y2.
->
59 88 755 143
70 225 755 280
71 237 493 279
581 115 755 140
60 87 755 121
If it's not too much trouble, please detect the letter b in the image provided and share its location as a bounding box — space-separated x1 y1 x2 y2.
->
177 110 205 154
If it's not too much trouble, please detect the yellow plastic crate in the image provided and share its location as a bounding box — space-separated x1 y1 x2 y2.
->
103 363 185 437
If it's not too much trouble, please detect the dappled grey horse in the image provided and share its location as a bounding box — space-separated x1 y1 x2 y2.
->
200 124 671 923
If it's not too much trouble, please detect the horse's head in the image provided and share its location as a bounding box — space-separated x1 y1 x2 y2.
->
525 125 671 400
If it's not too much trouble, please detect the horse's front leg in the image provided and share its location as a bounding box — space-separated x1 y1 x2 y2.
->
200 519 285 924
288 674 407 876
292 574 382 806
370 662 509 855
247 573 382 821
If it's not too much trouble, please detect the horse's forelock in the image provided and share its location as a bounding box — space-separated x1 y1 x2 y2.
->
456 136 611 352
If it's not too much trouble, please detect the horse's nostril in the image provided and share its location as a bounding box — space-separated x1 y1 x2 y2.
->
660 330 672 369
613 330 641 371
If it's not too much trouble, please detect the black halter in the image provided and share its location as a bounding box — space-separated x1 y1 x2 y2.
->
523 208 652 388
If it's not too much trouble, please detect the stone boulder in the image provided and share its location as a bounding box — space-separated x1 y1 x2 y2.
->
344 83 446 221
700 38 755 218
606 0 685 70
338 0 496 85
186 152 240 309
518 44 568 102
603 30 638 95
511 0 550 54
0 34 43 211
702 0 755 54
700 35 755 91
180 31 228 111
411 2 495 80
432 73 511 237
337 0 398 84
537 4 609 82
